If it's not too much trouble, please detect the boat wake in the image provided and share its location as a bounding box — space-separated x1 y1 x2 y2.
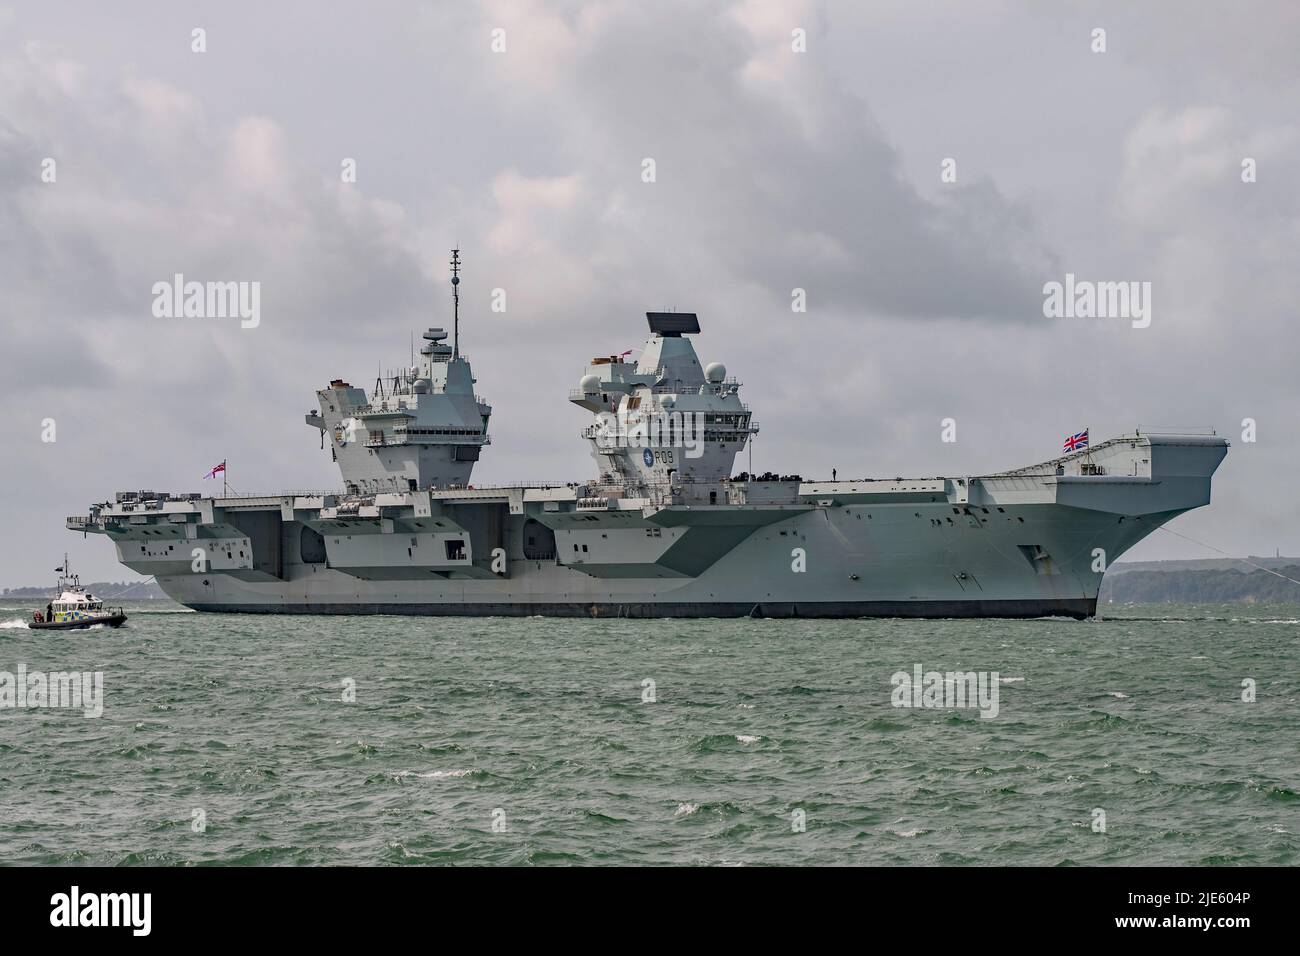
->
0 617 31 630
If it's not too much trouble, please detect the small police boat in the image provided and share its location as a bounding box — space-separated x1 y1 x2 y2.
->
29 558 127 630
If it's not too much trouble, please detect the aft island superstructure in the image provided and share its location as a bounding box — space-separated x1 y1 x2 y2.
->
68 253 1228 618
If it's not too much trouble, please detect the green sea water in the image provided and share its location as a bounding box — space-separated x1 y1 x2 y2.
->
1 603 1296 866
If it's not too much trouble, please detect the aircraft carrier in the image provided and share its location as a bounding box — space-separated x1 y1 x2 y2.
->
67 252 1228 618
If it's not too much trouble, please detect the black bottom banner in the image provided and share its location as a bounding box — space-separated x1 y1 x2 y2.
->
0 865 1284 942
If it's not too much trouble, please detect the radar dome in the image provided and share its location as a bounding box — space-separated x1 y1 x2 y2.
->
705 362 727 383
580 374 602 392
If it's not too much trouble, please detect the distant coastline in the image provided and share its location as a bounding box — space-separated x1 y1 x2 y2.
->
2 580 171 601
1101 557 1300 605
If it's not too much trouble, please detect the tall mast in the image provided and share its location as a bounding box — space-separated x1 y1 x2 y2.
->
450 247 461 359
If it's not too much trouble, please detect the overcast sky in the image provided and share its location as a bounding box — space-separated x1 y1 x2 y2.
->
2 0 1298 584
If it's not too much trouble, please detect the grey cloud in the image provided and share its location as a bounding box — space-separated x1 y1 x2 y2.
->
470 0 1056 322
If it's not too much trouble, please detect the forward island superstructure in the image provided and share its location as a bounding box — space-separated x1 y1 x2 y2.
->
68 253 1228 618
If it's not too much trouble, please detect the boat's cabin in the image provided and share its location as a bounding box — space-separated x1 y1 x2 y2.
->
50 590 104 614
52 599 104 612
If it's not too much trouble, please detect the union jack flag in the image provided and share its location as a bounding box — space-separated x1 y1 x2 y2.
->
1063 430 1089 453
203 460 227 480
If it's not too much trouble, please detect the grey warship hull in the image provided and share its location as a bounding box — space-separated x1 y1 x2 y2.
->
69 432 1225 620
67 271 1228 618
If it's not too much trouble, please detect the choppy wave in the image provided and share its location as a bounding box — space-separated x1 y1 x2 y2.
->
370 768 481 784
2 604 1298 865
890 826 928 838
